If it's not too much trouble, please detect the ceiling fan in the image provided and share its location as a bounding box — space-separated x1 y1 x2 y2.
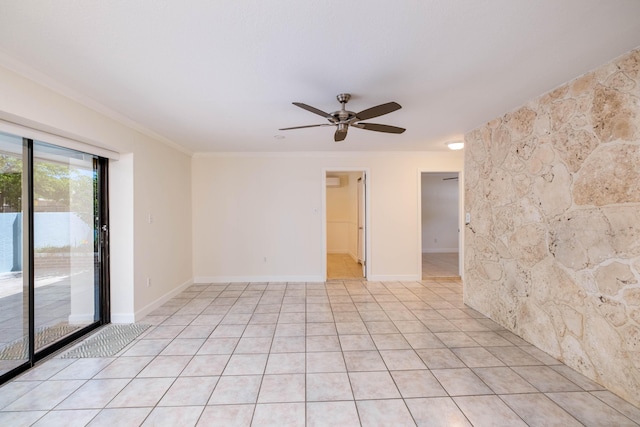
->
279 93 405 142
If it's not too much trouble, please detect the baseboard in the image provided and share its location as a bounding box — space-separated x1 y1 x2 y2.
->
196 274 421 283
367 274 421 281
326 250 359 263
422 249 459 254
110 278 194 323
194 275 325 283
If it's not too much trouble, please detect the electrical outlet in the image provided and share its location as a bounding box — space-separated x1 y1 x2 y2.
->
146 277 151 287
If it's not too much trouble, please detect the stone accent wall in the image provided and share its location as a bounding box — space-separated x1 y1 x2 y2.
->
464 48 640 406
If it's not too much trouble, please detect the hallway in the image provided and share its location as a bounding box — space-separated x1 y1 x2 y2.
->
0 279 638 426
327 254 364 280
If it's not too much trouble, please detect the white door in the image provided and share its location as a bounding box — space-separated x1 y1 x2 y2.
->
357 174 366 277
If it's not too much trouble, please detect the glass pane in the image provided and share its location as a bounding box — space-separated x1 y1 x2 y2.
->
0 131 27 374
33 141 98 352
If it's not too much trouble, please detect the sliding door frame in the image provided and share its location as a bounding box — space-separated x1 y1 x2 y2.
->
98 157 110 324
0 138 110 385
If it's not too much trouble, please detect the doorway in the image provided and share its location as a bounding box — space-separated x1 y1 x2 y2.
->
420 172 460 278
325 171 366 280
0 130 110 385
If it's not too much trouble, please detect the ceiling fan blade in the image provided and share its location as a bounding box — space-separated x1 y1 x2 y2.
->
334 128 348 142
292 102 333 119
355 102 401 121
353 122 406 134
279 124 332 131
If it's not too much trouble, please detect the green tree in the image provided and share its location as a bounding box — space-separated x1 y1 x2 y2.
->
0 154 22 211
33 160 71 205
0 154 91 212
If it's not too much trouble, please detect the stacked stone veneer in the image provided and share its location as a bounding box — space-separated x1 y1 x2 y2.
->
464 48 640 406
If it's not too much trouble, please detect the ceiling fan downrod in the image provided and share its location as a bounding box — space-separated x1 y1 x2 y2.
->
335 93 354 123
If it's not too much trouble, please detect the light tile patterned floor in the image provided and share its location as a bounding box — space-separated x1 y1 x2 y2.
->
422 253 459 279
0 272 94 376
327 254 363 280
1 279 639 426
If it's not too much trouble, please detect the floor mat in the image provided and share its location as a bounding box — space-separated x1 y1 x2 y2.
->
61 323 151 358
0 323 81 360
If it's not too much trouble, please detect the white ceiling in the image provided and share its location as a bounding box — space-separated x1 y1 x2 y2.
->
1 1 639 154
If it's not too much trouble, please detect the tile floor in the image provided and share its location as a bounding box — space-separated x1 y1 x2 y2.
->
0 274 91 375
1 279 639 426
421 253 459 279
326 254 364 280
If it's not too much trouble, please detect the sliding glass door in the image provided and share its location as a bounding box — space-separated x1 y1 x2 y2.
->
0 131 109 383
0 132 27 374
33 141 101 351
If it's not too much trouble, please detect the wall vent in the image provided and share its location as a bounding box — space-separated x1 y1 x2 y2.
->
326 176 341 187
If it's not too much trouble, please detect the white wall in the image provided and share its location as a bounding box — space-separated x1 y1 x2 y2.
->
192 152 463 282
0 63 463 317
421 173 459 253
0 65 193 321
326 172 360 259
133 139 192 320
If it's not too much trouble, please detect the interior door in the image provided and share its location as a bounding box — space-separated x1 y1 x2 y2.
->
357 174 366 277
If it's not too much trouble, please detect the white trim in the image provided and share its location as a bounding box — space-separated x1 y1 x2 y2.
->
111 278 194 323
458 170 465 280
194 150 456 158
422 248 459 253
0 114 120 160
417 169 464 280
325 251 360 260
134 278 194 321
322 171 327 279
322 168 371 281
0 50 192 156
368 274 421 281
194 276 324 283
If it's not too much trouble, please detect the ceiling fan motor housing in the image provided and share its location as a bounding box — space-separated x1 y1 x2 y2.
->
333 110 356 122
333 93 355 122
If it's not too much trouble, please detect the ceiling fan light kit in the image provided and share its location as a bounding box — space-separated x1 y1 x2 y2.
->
279 93 406 142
